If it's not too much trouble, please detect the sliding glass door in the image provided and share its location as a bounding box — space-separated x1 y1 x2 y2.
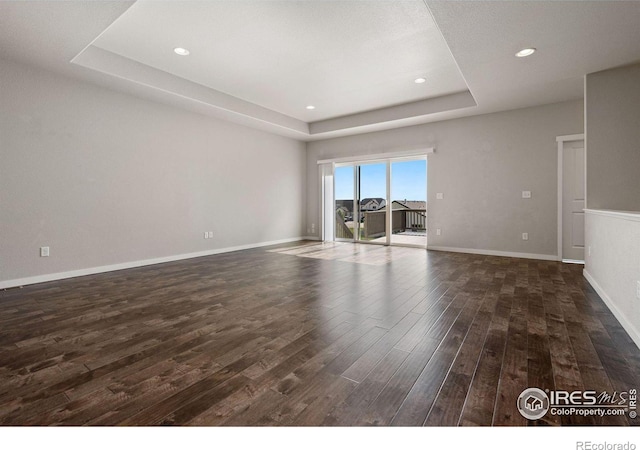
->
390 159 427 247
357 162 388 244
334 165 355 241
333 157 427 248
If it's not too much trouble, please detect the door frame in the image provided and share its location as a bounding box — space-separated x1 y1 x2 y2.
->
556 133 585 263
323 150 432 248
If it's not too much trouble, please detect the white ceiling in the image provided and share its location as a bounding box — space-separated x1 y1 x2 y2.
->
427 0 640 115
1 1 640 141
0 1 131 67
92 0 468 122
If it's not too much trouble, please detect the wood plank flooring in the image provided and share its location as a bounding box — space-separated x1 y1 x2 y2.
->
0 241 638 426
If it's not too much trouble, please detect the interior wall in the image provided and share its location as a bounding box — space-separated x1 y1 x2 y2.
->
584 211 640 349
586 63 640 211
306 100 584 258
0 58 306 285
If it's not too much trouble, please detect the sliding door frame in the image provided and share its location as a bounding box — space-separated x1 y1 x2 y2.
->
328 152 430 249
354 161 388 246
333 163 357 242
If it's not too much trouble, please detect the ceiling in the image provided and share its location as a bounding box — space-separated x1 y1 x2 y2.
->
92 0 468 122
1 1 640 141
427 0 640 116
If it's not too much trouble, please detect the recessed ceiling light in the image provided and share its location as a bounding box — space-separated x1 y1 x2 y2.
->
414 77 427 84
516 48 536 58
174 47 190 56
306 105 315 110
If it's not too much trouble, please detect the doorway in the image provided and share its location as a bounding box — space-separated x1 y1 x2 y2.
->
557 134 585 262
357 162 388 244
331 156 427 248
390 159 427 247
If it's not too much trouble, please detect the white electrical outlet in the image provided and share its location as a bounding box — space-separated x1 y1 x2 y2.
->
311 223 315 232
436 228 441 236
522 233 529 241
40 246 49 257
436 193 444 200
209 231 213 239
204 232 209 239
522 191 531 199
636 281 640 300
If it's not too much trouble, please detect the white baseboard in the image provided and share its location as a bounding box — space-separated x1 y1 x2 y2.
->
427 245 558 261
301 236 321 241
583 270 640 351
0 237 305 290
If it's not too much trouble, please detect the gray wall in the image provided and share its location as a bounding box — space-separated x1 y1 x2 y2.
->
307 100 583 257
0 59 306 284
586 63 640 211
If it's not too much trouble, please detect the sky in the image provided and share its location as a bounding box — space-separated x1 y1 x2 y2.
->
334 160 427 201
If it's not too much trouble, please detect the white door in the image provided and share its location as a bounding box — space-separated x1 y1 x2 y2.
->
562 139 585 261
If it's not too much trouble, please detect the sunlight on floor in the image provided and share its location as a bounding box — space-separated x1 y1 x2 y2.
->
268 241 423 265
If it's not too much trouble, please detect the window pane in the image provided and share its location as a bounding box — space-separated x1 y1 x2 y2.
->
334 165 355 240
358 163 387 242
390 159 427 247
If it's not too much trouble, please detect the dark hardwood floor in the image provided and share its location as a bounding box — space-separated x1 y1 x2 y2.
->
1 241 638 426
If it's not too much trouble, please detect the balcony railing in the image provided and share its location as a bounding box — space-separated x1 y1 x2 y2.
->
336 208 426 240
364 208 426 239
336 214 354 239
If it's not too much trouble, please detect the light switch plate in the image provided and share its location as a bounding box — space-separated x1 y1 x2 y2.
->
436 228 441 236
40 246 49 257
436 193 443 200
522 233 529 241
522 191 531 199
